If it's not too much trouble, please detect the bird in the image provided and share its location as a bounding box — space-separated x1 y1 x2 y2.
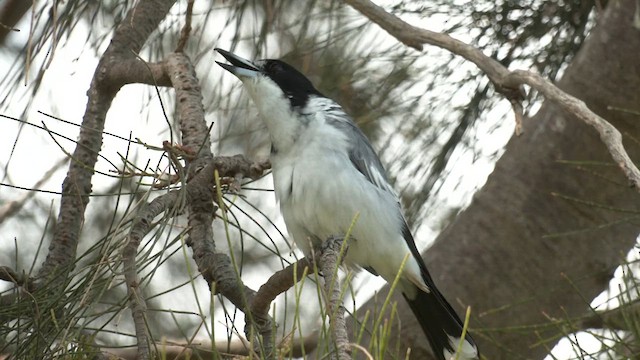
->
215 48 479 360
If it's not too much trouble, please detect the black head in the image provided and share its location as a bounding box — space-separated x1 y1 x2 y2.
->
256 59 322 108
215 48 322 109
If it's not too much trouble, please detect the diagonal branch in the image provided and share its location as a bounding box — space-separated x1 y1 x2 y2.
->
0 157 67 225
502 70 640 189
344 0 640 189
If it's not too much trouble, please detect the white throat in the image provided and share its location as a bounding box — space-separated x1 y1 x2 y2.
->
242 76 301 153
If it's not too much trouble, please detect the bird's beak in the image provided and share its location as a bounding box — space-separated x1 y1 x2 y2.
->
215 48 260 78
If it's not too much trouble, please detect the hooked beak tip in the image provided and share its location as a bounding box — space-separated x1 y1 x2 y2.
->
215 48 260 78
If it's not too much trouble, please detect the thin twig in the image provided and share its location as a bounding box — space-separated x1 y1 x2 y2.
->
175 0 194 53
503 70 640 188
0 266 31 288
0 157 68 225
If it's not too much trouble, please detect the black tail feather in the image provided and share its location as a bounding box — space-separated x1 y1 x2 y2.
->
403 276 478 360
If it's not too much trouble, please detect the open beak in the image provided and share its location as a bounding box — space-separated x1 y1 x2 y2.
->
215 48 260 78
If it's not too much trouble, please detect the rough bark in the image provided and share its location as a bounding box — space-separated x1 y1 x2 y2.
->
37 0 176 286
355 1 640 359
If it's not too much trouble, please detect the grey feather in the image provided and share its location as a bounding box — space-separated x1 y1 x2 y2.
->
324 112 396 195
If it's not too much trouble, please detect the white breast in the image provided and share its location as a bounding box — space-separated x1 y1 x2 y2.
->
270 115 422 286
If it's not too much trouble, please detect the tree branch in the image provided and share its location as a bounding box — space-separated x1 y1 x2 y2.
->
95 334 321 360
252 257 314 316
124 190 182 360
165 51 276 356
175 0 194 53
503 70 640 188
251 257 314 357
317 236 351 360
109 59 172 87
344 0 640 189
0 266 32 288
121 154 269 359
38 0 177 288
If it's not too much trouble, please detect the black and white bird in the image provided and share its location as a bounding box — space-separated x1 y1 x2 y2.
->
215 48 479 360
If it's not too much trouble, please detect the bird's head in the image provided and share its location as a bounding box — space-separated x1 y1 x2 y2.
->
215 48 321 109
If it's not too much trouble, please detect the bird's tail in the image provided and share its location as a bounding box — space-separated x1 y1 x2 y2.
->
403 270 479 360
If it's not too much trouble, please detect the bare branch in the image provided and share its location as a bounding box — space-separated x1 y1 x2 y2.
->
344 0 509 80
166 51 277 356
251 257 314 357
166 52 212 165
344 0 640 190
503 70 640 188
252 258 313 316
38 0 177 287
120 154 270 360
317 236 351 360
109 59 172 87
124 191 182 360
95 334 320 359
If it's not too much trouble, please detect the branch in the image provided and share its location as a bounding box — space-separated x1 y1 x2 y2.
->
121 154 269 360
251 257 314 357
343 0 508 79
37 0 177 288
166 52 213 166
182 158 265 354
503 70 640 188
317 236 351 360
252 257 314 316
165 51 276 356
95 334 320 360
109 59 172 87
123 191 181 360
344 0 640 189
175 0 194 53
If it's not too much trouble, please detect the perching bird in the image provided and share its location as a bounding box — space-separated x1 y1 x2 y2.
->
215 48 479 360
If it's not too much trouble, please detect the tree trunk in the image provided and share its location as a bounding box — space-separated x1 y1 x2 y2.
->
354 1 640 359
